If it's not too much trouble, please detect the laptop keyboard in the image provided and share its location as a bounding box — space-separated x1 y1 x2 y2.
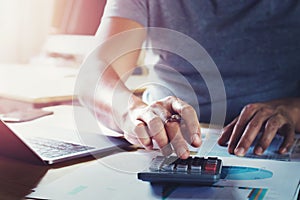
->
27 137 95 158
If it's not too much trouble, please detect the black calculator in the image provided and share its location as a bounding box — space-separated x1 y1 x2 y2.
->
137 156 222 185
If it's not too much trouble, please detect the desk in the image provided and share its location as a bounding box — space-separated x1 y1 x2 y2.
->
0 148 136 200
0 154 85 199
0 98 84 199
24 149 300 200
0 98 136 199
0 99 299 200
1 149 299 200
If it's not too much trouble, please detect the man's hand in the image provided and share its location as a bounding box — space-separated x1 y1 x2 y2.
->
120 96 202 159
218 98 300 156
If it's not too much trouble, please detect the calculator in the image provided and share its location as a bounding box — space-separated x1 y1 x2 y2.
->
137 156 222 185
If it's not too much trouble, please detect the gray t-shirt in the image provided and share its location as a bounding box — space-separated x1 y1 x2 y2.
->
102 0 300 124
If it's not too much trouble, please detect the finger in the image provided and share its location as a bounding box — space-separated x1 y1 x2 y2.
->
170 97 201 147
279 132 294 154
165 120 189 159
234 107 274 156
218 117 238 146
149 101 172 123
179 122 202 147
133 120 153 150
142 111 172 156
253 114 284 155
124 132 140 146
228 103 261 154
278 125 295 154
124 125 151 149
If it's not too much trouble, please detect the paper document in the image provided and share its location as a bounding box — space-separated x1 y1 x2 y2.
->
21 110 299 199
196 127 300 162
27 151 300 200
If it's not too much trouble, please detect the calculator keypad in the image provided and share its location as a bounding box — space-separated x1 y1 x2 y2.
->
138 156 222 185
150 156 220 174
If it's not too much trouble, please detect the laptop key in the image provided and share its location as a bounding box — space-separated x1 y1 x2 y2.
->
27 137 95 158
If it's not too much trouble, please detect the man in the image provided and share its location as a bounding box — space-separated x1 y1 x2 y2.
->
79 0 300 159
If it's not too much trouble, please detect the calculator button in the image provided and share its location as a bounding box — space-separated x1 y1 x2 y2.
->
207 159 218 166
176 164 188 172
190 157 203 173
204 163 217 172
204 159 218 172
164 156 178 166
149 156 165 171
160 156 178 172
192 157 204 165
175 159 189 172
190 164 202 173
207 157 218 160
161 164 175 172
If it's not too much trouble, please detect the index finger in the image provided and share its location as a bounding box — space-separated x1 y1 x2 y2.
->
228 104 261 154
171 98 202 147
234 107 273 156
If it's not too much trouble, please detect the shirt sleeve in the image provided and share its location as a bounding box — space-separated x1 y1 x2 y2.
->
102 0 148 27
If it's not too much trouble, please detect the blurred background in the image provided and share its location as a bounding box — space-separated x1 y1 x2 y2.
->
0 0 146 110
0 0 106 66
0 0 107 109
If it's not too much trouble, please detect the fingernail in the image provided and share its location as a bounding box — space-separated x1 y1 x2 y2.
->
144 145 153 151
279 147 287 154
191 134 201 146
254 146 264 155
234 147 245 156
178 147 189 159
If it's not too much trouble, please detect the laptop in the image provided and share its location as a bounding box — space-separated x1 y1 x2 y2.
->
0 120 131 165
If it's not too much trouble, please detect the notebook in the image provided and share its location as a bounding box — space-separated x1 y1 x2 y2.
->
0 120 131 165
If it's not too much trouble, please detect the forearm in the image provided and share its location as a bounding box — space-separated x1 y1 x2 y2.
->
78 60 142 132
78 19 146 131
94 66 143 132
